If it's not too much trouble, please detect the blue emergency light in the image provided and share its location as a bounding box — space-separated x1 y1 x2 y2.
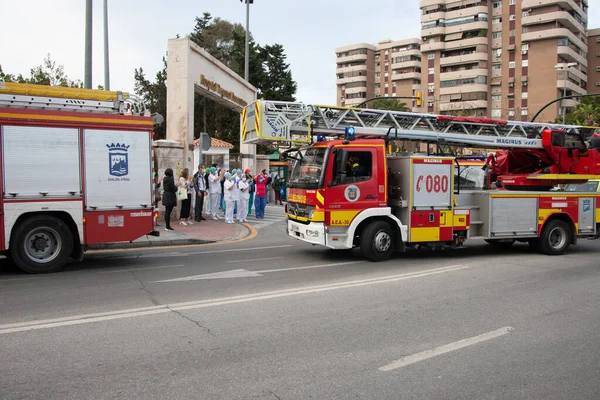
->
316 135 325 142
345 126 356 140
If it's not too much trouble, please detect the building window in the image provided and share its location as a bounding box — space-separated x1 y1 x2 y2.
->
521 108 528 116
493 32 502 39
509 15 516 21
492 95 501 101
522 60 529 67
493 2 501 8
510 0 516 4
508 109 515 117
522 92 528 99
522 44 529 51
428 53 435 60
492 64 502 70
429 68 434 74
509 61 515 68
492 17 501 24
509 30 515 37
597 37 600 43
522 11 529 17
491 109 501 118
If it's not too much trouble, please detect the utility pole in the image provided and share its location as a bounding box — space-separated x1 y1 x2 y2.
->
84 0 93 89
103 0 110 90
244 0 251 81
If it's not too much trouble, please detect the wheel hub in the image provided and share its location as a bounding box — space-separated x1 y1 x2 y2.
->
32 234 50 252
24 227 62 264
374 230 391 253
549 227 566 249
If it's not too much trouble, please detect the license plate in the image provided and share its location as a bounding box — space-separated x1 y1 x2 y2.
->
291 223 300 233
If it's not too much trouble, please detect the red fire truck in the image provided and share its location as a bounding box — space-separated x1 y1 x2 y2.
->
242 100 600 261
0 81 160 273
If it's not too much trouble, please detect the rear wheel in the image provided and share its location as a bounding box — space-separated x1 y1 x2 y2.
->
10 215 74 273
360 221 394 262
538 219 571 255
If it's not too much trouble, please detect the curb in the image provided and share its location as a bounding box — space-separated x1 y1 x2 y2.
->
85 223 254 251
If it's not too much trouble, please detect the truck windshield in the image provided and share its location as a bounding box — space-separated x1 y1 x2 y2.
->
288 147 328 189
455 165 486 190
563 181 599 192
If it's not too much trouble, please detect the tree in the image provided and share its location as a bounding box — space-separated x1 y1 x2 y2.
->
370 98 410 111
133 13 297 152
561 96 600 126
1 54 82 87
134 56 167 139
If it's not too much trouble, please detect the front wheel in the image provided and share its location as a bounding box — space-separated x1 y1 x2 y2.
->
360 221 395 262
538 219 571 255
10 215 74 273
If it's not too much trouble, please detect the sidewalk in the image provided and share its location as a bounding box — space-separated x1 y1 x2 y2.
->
87 213 253 250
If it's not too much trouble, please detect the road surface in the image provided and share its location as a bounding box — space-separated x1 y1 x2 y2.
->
1 217 599 399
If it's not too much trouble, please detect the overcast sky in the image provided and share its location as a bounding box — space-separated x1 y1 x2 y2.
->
1 1 598 105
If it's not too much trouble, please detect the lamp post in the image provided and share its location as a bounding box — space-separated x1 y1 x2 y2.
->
240 0 254 81
554 62 578 124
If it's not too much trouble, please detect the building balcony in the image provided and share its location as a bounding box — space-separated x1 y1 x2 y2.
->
391 60 421 70
421 26 446 37
392 48 421 57
421 41 447 52
337 53 368 63
440 68 488 81
556 79 586 94
522 0 586 15
345 86 367 95
335 64 368 74
444 21 489 36
440 51 488 66
438 100 488 112
420 0 443 9
421 10 446 23
522 28 586 53
443 37 488 51
444 5 488 19
336 75 368 85
557 46 588 67
439 83 488 95
522 11 585 34
392 72 422 81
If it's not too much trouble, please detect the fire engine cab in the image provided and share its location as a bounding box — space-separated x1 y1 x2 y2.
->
0 80 160 273
242 100 600 261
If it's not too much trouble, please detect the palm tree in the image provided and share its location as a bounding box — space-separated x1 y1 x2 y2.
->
370 98 410 112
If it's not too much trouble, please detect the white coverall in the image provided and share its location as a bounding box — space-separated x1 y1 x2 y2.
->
208 173 221 219
224 178 235 223
237 180 249 222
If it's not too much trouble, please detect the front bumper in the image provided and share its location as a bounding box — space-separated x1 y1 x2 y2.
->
287 219 326 246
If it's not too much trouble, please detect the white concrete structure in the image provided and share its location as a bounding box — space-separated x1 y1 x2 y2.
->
193 138 234 169
166 38 257 172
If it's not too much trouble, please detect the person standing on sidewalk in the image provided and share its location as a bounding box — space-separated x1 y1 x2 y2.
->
177 168 192 226
245 169 254 216
161 168 177 231
254 169 268 219
237 175 250 223
208 167 221 220
193 165 207 222
223 172 235 224
272 174 284 205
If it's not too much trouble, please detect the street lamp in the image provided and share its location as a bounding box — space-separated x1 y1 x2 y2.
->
554 62 578 124
240 0 254 82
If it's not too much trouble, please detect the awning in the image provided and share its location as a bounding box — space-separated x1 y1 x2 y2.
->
445 32 463 42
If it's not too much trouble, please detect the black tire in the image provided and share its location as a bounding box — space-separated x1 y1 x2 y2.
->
9 215 74 273
484 238 516 249
360 220 395 262
538 219 571 255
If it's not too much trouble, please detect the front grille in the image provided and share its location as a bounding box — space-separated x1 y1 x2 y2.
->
287 202 314 219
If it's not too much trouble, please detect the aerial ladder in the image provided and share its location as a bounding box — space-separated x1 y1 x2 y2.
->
242 100 600 190
0 78 159 121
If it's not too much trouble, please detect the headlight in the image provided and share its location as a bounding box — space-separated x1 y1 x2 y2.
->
308 208 315 219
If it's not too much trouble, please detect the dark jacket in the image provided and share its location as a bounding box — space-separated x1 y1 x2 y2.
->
161 175 177 207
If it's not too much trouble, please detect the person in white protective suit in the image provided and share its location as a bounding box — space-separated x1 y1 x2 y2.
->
232 169 242 221
237 174 250 223
224 172 235 224
208 167 222 220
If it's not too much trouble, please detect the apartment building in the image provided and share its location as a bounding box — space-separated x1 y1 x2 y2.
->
589 28 600 94
420 0 589 123
335 39 422 109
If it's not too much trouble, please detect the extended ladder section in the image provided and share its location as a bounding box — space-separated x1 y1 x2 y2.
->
0 80 148 116
242 100 589 150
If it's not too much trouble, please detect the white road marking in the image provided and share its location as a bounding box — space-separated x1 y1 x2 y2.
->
378 326 514 372
0 264 472 335
151 261 362 282
98 265 185 274
226 257 285 264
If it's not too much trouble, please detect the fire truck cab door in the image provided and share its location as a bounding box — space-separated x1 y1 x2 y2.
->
326 146 382 227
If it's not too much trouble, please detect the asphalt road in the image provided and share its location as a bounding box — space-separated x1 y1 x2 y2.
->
1 220 600 400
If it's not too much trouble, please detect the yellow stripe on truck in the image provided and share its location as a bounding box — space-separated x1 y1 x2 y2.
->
410 227 440 242
330 210 359 226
